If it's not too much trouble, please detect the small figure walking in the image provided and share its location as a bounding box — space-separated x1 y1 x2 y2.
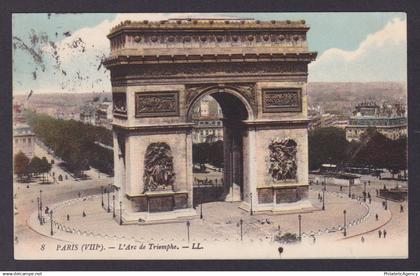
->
383 230 387 238
369 197 372 204
400 205 404 213
312 235 316 244
361 236 365 243
78 192 81 198
67 214 70 221
340 186 343 192
378 230 382 238
375 214 379 221
82 210 86 217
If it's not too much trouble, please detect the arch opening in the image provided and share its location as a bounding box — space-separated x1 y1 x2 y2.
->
189 89 251 205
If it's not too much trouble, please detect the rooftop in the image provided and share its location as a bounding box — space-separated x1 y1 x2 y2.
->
108 18 308 37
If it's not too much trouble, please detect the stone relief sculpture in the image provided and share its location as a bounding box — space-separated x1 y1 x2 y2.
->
135 92 179 117
143 142 176 192
268 137 298 182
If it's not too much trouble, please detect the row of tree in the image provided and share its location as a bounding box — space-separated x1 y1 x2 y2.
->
193 140 224 168
14 152 52 182
25 110 114 176
309 127 407 174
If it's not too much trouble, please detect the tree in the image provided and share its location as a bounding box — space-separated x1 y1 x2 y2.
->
40 157 52 183
14 151 30 180
28 156 43 177
308 127 349 170
208 140 224 168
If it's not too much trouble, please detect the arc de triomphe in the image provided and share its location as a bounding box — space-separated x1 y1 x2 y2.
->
104 18 317 223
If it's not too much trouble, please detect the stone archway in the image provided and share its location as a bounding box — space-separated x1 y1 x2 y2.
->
104 18 317 223
187 86 254 203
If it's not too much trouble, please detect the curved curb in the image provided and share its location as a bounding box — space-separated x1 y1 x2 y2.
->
339 208 393 240
302 189 371 238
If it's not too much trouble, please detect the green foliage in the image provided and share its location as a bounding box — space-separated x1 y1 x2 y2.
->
309 127 407 173
309 127 349 170
28 156 43 175
25 110 114 175
14 151 30 177
193 140 224 168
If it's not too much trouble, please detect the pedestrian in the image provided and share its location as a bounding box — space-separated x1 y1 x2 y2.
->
383 230 387 238
361 236 365 243
82 211 86 217
312 235 316 244
67 214 70 221
375 214 379 221
369 197 371 204
400 205 404 213
78 192 81 198
378 230 382 238
340 186 343 192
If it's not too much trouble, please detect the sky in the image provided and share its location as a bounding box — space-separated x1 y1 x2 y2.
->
12 12 407 95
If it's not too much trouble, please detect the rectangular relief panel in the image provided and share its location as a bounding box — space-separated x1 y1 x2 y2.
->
262 88 302 113
113 92 128 118
135 91 179 118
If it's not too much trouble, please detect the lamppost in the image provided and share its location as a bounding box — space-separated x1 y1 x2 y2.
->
200 201 203 219
239 219 243 241
363 181 367 202
101 186 104 207
119 201 123 225
37 197 40 223
298 214 302 239
250 192 253 216
322 186 325 211
39 190 43 225
50 210 53 236
343 210 347 237
112 195 116 218
107 188 110 213
348 182 352 198
186 221 191 244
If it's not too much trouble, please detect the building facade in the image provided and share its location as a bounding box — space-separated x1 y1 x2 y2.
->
13 124 36 159
191 96 223 143
346 102 407 141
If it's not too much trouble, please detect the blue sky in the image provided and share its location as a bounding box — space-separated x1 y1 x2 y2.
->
12 12 406 95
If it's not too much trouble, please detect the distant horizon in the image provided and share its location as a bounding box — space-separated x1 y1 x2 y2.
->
12 81 407 97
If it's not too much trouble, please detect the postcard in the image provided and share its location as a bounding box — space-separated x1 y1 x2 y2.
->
12 12 408 259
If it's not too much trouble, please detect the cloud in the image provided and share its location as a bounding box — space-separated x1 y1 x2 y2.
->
309 17 406 82
21 13 231 94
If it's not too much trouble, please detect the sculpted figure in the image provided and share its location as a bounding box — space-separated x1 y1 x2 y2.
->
268 137 297 181
143 142 175 192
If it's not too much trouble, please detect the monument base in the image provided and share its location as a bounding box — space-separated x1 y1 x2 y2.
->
239 200 315 214
121 208 198 224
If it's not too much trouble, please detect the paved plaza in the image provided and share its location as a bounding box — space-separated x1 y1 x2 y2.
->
14 142 408 259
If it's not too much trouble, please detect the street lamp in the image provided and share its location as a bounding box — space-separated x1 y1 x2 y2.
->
239 219 243 241
101 186 104 207
200 201 203 219
112 194 116 218
186 221 191 244
106 188 110 213
37 197 40 223
39 190 43 225
363 181 367 202
348 182 352 198
250 192 253 216
298 214 302 239
119 201 123 225
343 210 347 237
50 210 54 236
